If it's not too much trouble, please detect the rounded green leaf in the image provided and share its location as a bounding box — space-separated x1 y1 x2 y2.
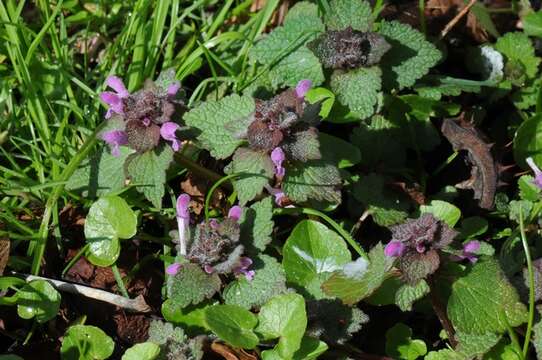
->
16 280 60 323
84 196 137 266
282 220 351 289
122 342 160 360
514 114 542 169
385 323 427 360
60 325 115 360
204 305 259 349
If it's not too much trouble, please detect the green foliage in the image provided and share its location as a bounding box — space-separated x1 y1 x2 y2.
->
226 148 274 205
223 254 287 309
514 114 542 168
240 197 275 253
125 145 174 209
385 323 427 360
205 304 259 349
67 146 133 198
395 280 430 312
282 220 351 298
166 263 221 309
523 11 542 37
60 325 115 360
122 343 161 360
322 243 394 304
184 94 254 159
458 217 488 240
420 200 461 227
249 2 325 88
319 133 361 169
495 32 540 81
16 280 60 323
324 0 372 31
447 259 528 335
379 20 442 89
84 196 137 266
330 67 382 120
455 332 501 358
283 160 342 204
147 320 204 360
256 293 308 359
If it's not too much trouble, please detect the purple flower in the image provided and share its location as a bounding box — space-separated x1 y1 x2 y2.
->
100 76 129 119
167 81 181 96
228 206 242 222
234 257 255 281
384 241 406 257
204 264 214 274
458 240 481 263
271 147 286 178
295 79 312 99
264 184 286 206
176 194 191 255
166 263 182 275
101 130 128 157
160 122 182 151
526 157 542 189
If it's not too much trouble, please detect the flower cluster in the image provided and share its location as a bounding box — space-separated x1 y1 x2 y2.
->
166 194 254 281
384 213 458 284
99 71 185 155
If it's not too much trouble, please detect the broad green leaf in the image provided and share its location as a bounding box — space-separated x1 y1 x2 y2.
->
262 336 328 360
458 217 488 240
283 160 342 204
282 220 351 297
456 332 500 358
495 32 540 80
330 67 382 120
125 145 173 209
256 293 307 359
424 349 466 360
447 259 528 335
269 47 325 89
227 148 274 205
67 146 133 198
513 114 542 169
305 87 335 119
84 196 137 266
484 340 522 360
319 133 361 169
519 175 541 201
420 200 461 227
161 300 210 333
324 0 372 31
184 94 254 159
395 280 430 312
322 243 393 304
385 323 427 360
166 263 221 309
379 21 442 89
352 173 409 226
240 197 274 253
16 280 60 323
523 11 542 37
415 76 483 100
122 343 160 360
205 304 259 349
223 255 287 309
60 325 114 360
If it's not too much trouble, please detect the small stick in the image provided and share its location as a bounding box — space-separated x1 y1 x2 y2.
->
428 276 458 348
14 273 152 313
439 0 477 40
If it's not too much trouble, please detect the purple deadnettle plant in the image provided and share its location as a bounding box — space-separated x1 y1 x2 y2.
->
384 213 458 284
167 194 253 280
99 69 186 155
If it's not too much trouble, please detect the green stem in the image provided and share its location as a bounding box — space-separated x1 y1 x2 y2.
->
174 153 230 188
506 318 525 360
204 173 239 222
30 122 106 275
61 244 89 277
520 207 535 358
274 207 367 259
418 0 427 35
111 264 129 298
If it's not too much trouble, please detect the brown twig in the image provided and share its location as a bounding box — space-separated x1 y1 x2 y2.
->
439 0 477 39
428 276 458 348
15 273 152 313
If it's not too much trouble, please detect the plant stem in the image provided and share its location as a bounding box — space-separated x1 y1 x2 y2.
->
418 0 427 35
520 207 535 357
111 264 129 298
428 276 458 348
506 318 525 360
204 173 239 222
274 207 367 259
61 244 89 277
174 153 231 189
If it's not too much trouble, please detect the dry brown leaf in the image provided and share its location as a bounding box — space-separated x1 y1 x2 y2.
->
211 341 258 360
0 238 9 276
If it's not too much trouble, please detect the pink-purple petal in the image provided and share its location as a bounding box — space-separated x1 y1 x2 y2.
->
384 241 406 257
463 240 480 253
105 76 129 98
271 147 286 177
176 194 191 220
228 206 242 221
295 79 312 99
101 130 128 157
160 122 182 152
167 81 181 96
166 263 182 275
